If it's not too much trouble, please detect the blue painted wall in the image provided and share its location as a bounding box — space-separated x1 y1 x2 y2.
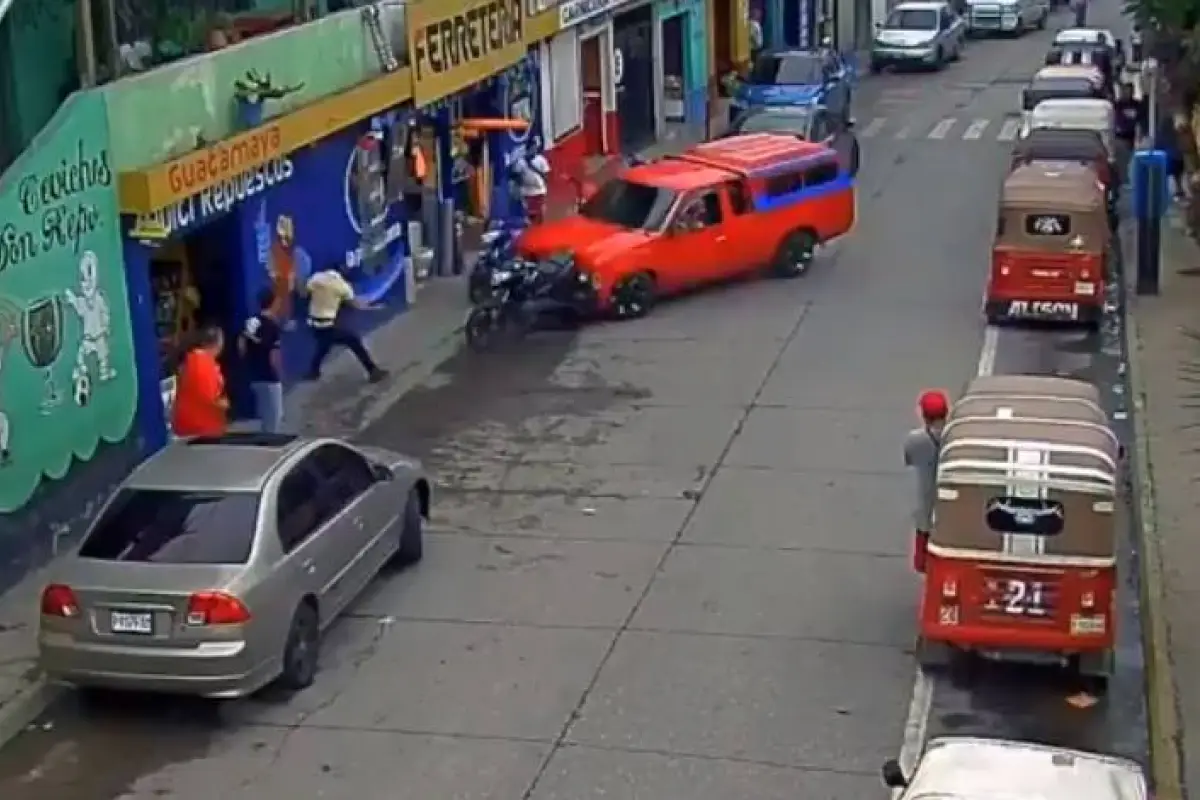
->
655 0 710 127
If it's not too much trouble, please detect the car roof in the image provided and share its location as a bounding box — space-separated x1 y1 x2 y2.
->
1055 27 1113 42
910 737 1146 800
677 134 834 178
624 159 736 191
124 433 312 493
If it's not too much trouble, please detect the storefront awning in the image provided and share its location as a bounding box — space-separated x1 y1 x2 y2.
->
118 67 414 215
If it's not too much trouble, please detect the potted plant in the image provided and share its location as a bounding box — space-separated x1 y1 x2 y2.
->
232 69 305 129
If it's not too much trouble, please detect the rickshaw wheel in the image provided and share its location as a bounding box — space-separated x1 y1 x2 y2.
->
915 636 953 669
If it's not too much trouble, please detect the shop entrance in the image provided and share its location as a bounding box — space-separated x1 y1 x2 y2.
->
149 211 250 414
613 6 656 152
661 13 687 131
580 33 606 156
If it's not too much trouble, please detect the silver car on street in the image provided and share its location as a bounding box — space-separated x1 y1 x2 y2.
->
38 432 431 698
870 1 967 72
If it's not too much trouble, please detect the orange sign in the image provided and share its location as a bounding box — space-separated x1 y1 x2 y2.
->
166 125 284 197
118 67 416 215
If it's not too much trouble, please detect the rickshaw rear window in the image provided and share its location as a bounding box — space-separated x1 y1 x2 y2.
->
985 497 1065 536
1024 213 1072 236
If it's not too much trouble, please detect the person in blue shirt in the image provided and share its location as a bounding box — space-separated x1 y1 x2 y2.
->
239 287 285 433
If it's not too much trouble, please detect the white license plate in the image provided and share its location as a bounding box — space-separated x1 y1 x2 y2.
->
111 611 153 634
1070 614 1106 635
1074 281 1095 296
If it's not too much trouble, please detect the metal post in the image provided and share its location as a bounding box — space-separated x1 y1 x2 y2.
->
1144 57 1159 136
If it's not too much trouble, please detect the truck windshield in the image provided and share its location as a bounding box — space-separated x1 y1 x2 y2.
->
579 179 676 231
748 53 824 85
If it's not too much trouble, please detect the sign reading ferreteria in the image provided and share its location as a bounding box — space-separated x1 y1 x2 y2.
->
408 0 526 107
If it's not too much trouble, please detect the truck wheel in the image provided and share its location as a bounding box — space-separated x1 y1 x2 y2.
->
611 272 656 319
773 231 818 278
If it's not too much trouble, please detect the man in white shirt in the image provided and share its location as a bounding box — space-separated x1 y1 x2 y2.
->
514 138 551 223
305 267 387 383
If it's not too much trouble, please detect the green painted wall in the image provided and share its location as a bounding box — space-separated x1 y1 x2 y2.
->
0 91 139 512
103 9 383 171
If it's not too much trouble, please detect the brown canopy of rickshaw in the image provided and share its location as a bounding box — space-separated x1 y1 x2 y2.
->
1002 160 1106 211
933 375 1118 559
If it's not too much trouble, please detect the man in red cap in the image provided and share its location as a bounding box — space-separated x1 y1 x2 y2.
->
903 389 950 573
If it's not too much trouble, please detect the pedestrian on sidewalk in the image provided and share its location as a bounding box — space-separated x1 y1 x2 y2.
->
172 325 229 438
1114 82 1149 180
513 138 550 224
1155 113 1188 201
1070 0 1087 26
305 267 388 383
239 287 285 433
903 389 950 574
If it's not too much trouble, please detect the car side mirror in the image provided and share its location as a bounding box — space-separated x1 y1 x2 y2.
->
372 463 394 481
875 21 883 28
846 117 856 128
881 759 909 789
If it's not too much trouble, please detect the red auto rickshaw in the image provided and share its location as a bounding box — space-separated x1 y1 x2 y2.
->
916 375 1119 682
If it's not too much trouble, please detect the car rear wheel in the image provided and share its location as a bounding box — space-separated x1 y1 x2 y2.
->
611 272 656 319
395 487 424 566
774 230 818 278
277 602 320 691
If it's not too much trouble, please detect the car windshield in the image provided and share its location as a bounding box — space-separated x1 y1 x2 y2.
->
79 488 260 564
579 179 676 230
748 53 825 85
885 8 938 29
735 109 812 136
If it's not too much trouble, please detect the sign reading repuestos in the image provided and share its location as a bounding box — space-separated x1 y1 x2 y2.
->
408 0 526 107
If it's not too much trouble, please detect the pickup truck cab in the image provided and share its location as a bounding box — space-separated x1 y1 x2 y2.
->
517 134 856 319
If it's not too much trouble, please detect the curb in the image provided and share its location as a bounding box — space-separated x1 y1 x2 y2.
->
1125 291 1186 800
0 678 62 753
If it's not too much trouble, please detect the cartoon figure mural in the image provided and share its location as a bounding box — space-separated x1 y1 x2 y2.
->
0 92 137 512
66 250 116 388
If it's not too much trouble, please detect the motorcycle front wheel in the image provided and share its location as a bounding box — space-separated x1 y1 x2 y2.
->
464 304 503 352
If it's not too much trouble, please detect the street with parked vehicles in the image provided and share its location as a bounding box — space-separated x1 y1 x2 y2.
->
0 1 1162 797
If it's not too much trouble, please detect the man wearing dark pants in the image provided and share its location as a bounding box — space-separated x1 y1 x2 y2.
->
239 287 285 432
305 267 388 383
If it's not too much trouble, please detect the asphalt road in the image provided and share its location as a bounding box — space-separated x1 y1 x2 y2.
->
0 7 1148 796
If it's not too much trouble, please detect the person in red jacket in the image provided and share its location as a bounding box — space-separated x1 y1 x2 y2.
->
172 325 229 438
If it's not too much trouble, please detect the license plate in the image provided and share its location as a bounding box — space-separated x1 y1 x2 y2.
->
111 611 153 634
1070 614 1106 635
1006 300 1079 320
1074 281 1095 296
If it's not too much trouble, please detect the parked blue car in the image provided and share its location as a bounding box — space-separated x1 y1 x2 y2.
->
730 48 856 127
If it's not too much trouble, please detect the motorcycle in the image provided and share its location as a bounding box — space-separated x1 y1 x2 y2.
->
464 254 599 352
467 216 528 303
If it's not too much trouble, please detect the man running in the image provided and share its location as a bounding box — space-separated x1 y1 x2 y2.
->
903 390 950 573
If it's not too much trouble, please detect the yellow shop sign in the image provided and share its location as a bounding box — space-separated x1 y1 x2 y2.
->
408 0 526 107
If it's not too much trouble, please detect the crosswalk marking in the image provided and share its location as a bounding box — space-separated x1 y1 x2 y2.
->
860 117 887 138
963 119 990 139
894 124 911 139
997 119 1021 141
928 118 957 139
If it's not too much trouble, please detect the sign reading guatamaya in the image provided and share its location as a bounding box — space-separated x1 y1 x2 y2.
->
408 0 525 106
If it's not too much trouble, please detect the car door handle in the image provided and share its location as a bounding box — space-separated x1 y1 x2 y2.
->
301 558 316 574
352 517 365 530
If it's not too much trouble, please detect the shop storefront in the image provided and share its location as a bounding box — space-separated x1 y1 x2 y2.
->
708 0 752 85
542 0 620 190
654 0 709 135
408 0 548 232
122 107 415 440
613 2 659 150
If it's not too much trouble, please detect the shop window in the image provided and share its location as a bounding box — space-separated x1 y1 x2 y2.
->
549 29 582 141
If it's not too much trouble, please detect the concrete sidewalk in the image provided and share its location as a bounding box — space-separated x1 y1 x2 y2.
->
1127 206 1200 800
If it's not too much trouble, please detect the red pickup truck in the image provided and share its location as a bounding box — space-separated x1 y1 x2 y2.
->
519 133 857 319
